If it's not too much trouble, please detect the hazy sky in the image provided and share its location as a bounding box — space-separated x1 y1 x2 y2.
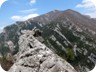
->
0 0 96 28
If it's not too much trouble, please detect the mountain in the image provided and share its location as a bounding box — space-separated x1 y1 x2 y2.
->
0 9 96 72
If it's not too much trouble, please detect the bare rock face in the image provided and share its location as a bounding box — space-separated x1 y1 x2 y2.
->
8 29 77 72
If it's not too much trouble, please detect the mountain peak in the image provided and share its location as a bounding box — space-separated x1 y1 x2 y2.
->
64 9 80 14
65 9 75 11
52 9 60 12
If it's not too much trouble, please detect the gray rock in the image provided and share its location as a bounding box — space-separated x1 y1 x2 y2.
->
8 30 77 72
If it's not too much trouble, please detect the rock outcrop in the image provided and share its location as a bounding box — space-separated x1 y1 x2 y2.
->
8 29 77 72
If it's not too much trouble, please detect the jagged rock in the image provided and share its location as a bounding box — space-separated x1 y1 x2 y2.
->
6 40 15 52
8 30 77 72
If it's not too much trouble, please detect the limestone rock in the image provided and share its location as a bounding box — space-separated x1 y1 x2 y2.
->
8 30 77 72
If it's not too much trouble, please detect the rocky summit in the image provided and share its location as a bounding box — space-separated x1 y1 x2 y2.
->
8 29 77 72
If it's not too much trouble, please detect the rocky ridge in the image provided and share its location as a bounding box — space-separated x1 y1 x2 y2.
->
8 29 77 72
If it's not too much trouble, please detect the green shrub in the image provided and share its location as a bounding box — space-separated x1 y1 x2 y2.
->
0 46 10 57
66 48 75 61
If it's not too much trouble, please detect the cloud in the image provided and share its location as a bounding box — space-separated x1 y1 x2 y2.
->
30 0 36 5
76 0 96 18
85 12 96 18
19 9 37 13
11 14 39 21
0 0 7 8
76 0 96 8
0 26 4 33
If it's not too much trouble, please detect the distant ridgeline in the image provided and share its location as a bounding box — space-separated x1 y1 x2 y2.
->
0 9 96 72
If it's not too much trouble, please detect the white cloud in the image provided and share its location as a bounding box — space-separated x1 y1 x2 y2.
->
76 0 96 18
11 14 39 21
30 0 36 5
85 12 96 18
19 9 37 13
0 0 7 8
76 0 96 9
0 26 4 33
